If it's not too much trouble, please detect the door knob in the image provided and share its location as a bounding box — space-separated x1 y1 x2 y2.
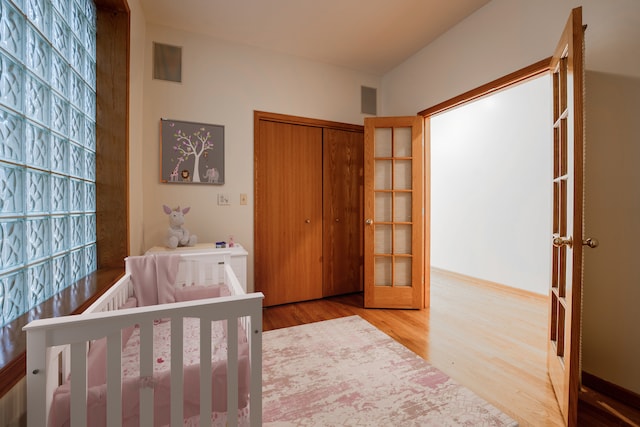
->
552 236 572 248
582 237 599 248
365 218 373 225
305 219 311 224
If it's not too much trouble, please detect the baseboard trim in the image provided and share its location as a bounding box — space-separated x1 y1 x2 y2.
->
580 371 640 426
583 371 640 411
430 267 548 302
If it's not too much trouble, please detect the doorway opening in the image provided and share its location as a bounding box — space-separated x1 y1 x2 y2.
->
430 74 552 295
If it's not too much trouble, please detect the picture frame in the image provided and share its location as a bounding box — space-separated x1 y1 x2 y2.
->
160 118 225 184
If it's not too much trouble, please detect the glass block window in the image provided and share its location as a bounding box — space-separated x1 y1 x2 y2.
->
0 0 97 327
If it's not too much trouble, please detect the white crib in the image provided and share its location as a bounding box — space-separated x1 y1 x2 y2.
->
23 251 263 427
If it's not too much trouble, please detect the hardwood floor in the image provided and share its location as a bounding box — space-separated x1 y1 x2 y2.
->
262 268 565 426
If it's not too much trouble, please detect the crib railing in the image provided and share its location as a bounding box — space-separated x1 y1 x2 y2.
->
24 252 263 427
25 292 263 427
169 252 232 289
84 272 135 314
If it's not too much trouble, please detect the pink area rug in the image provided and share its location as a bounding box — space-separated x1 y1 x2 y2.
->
262 315 518 426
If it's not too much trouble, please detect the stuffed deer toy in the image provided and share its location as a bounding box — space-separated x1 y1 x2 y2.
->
163 205 198 249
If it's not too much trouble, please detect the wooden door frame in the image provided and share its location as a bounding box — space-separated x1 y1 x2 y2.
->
418 57 552 304
417 58 569 412
254 111 364 133
418 58 551 118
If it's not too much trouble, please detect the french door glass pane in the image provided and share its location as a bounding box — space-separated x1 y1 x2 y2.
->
374 256 392 286
393 127 412 156
374 128 392 157
374 224 392 254
394 159 412 189
394 224 412 254
374 192 392 222
395 257 412 287
374 159 392 190
394 192 412 222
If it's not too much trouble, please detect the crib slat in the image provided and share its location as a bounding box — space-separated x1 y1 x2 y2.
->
139 319 154 427
199 319 212 427
70 342 88 427
170 317 184 427
106 332 123 427
227 317 239 427
199 259 206 285
43 345 64 423
184 259 194 286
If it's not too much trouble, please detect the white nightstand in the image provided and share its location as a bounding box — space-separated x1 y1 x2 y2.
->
145 243 248 292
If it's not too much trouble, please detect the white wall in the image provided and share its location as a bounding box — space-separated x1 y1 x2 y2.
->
140 23 380 291
431 75 552 294
381 0 640 116
583 71 640 395
381 0 640 394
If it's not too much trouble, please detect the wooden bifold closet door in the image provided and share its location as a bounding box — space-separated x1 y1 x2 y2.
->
323 128 364 297
254 112 363 307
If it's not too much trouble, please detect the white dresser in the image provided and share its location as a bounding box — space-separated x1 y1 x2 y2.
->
145 243 249 292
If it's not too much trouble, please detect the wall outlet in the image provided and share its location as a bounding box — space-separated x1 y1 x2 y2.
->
240 193 248 205
217 193 230 205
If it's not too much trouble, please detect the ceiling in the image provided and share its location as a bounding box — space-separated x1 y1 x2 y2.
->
138 1 640 80
138 0 491 75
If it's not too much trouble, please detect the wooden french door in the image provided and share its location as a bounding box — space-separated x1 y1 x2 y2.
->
363 116 425 309
548 7 586 426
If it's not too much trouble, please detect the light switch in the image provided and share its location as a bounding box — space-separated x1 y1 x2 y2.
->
217 193 230 205
240 193 248 205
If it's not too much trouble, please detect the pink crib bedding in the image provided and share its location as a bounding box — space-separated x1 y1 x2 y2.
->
49 315 250 427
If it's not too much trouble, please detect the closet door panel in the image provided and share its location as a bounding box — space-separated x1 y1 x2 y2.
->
323 128 364 297
255 120 323 306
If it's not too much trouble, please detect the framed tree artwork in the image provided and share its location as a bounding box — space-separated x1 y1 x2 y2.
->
160 118 225 184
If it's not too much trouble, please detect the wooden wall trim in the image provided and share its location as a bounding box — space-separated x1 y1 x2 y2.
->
97 0 129 11
418 57 552 117
255 111 364 133
96 4 130 268
430 267 548 302
582 371 640 410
